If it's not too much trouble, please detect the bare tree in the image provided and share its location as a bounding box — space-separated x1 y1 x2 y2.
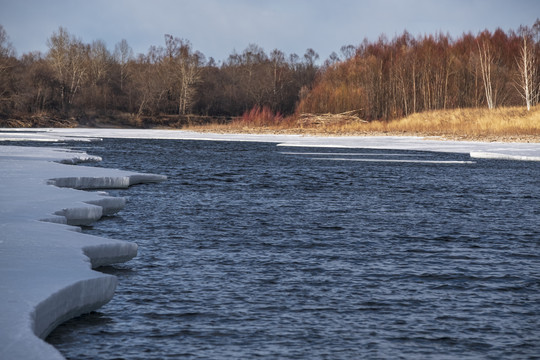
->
0 24 15 72
114 39 133 91
131 48 168 117
0 25 16 105
47 27 88 111
270 49 285 108
340 44 356 60
89 40 111 86
19 52 56 113
164 35 204 114
515 25 539 111
86 39 113 110
299 48 319 89
304 48 319 67
239 44 269 107
477 40 495 109
326 51 340 67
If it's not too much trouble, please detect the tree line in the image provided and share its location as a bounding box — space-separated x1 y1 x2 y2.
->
0 25 318 121
0 21 538 124
299 21 540 120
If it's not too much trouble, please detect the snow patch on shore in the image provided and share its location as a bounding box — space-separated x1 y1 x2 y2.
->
0 145 166 360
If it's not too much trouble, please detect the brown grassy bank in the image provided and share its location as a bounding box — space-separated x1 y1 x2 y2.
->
185 106 540 142
2 106 539 143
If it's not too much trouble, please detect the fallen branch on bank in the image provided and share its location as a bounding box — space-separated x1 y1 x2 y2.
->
298 110 368 126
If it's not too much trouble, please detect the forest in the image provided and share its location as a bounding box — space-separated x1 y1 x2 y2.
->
0 21 539 128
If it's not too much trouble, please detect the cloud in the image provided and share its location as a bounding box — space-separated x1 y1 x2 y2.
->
0 0 538 61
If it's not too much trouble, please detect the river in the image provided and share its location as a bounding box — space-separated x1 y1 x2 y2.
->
46 138 539 359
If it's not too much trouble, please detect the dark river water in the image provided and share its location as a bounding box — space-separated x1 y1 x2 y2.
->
42 138 539 359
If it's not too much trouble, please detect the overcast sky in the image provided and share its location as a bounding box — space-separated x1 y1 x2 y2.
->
1 0 539 62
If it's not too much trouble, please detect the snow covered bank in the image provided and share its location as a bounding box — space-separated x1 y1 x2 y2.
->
1 128 539 160
0 128 102 143
0 146 166 360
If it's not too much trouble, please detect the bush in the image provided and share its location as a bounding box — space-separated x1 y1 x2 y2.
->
236 106 284 127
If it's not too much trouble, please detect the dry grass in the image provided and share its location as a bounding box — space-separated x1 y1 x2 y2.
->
192 106 297 132
186 106 540 142
359 106 540 141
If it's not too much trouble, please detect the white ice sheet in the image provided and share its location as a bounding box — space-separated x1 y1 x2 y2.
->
0 145 166 360
1 128 538 160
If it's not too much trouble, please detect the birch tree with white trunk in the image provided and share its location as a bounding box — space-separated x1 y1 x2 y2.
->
164 35 204 115
47 27 88 111
515 25 539 111
477 40 495 110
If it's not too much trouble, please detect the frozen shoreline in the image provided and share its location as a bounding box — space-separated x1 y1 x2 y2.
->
1 128 540 160
1 129 539 359
0 145 166 360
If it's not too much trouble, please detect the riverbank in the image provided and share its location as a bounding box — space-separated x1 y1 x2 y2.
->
183 106 540 143
1 106 539 143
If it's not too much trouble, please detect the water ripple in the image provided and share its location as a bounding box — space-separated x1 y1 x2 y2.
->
45 139 540 359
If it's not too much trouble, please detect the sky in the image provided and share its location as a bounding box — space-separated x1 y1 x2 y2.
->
1 0 539 63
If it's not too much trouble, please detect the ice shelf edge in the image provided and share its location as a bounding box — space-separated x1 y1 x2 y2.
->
0 146 166 360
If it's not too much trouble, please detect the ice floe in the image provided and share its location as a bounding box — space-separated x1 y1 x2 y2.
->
0 145 166 360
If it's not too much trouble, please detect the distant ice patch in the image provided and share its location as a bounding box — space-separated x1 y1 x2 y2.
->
309 157 475 164
279 151 432 157
470 151 540 161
